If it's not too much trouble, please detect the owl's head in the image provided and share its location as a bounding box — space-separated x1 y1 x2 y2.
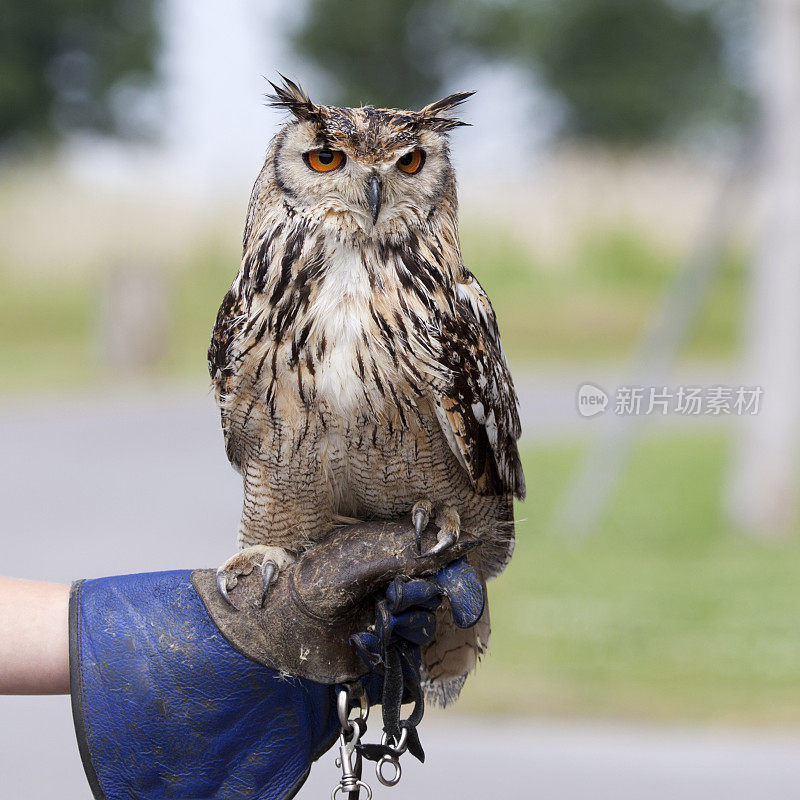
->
262 76 472 238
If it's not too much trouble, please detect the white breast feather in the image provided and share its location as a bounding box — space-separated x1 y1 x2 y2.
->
311 243 371 415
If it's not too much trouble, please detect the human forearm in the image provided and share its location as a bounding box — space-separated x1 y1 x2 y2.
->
0 577 69 694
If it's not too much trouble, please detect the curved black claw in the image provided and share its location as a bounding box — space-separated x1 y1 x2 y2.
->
421 529 458 558
412 502 432 554
413 511 427 553
260 560 278 608
216 569 233 606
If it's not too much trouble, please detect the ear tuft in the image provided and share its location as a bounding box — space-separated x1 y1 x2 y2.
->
418 91 475 133
420 91 476 116
267 74 321 123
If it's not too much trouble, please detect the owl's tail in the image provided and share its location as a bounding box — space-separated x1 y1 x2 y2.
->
421 599 491 707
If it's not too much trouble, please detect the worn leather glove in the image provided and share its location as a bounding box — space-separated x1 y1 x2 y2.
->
69 519 483 800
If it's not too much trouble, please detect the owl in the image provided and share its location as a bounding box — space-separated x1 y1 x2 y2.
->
209 77 525 704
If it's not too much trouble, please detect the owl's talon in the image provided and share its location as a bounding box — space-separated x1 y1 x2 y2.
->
216 545 295 608
216 569 233 606
413 511 426 552
260 560 278 607
421 529 458 557
420 505 461 557
411 500 433 553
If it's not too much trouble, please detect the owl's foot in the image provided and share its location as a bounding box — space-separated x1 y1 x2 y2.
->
411 500 461 555
411 499 434 552
426 506 461 555
216 545 295 609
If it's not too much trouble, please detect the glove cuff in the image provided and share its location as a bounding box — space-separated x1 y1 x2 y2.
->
69 580 105 800
69 570 338 800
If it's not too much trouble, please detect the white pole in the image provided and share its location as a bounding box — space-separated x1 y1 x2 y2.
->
553 145 753 536
727 0 800 537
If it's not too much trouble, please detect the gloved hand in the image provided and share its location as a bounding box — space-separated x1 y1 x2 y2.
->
69 519 484 800
349 559 484 765
190 518 479 683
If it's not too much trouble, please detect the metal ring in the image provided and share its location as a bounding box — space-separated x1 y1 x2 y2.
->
336 687 353 731
337 685 370 732
376 756 402 787
380 727 409 756
332 780 372 800
355 690 370 723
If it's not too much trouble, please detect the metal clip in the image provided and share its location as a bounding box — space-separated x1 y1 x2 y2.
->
332 686 372 800
332 729 371 800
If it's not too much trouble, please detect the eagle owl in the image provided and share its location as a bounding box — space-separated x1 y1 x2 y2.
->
209 77 525 704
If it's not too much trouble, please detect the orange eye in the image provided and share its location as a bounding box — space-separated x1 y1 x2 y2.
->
397 149 425 174
304 149 345 172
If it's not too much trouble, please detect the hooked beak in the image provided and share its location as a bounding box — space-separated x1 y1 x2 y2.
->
366 173 382 224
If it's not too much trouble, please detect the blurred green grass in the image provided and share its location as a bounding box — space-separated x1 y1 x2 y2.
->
464 225 746 365
0 225 745 392
0 269 99 390
461 433 800 724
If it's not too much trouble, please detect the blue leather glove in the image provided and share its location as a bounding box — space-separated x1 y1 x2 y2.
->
69 523 484 800
70 569 336 800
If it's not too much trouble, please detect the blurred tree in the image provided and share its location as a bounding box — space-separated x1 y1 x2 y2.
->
0 0 159 145
291 0 750 143
470 0 749 142
289 0 459 108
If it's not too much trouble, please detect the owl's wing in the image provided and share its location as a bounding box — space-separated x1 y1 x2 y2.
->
432 269 526 499
208 284 249 471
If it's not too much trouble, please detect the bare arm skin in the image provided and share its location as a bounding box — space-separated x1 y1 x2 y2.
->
0 577 69 694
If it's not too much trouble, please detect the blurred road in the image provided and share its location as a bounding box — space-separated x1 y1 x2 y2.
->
0 381 787 799
299 717 800 800
5 696 800 799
